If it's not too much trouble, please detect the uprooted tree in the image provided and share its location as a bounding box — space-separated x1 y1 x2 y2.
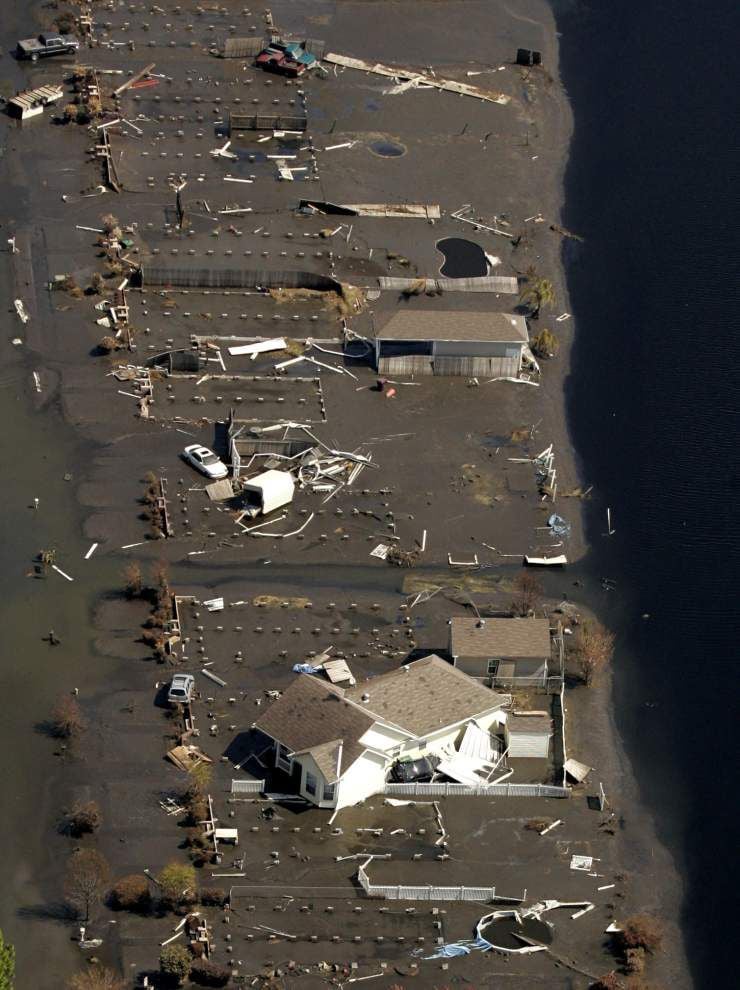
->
64 849 110 922
575 620 615 685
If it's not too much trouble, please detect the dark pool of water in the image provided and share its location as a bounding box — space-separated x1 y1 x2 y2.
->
370 139 405 157
480 915 553 949
436 237 488 277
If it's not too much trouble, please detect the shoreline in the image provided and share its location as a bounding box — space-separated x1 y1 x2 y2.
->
0 1 690 986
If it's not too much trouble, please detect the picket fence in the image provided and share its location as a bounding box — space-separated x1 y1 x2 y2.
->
357 862 495 902
383 781 569 798
231 779 265 795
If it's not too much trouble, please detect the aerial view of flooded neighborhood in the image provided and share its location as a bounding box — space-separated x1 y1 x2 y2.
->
2 1 733 989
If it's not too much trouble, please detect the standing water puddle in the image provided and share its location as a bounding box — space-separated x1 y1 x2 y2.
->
370 139 406 157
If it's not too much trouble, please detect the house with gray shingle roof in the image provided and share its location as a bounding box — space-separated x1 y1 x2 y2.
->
254 655 508 809
449 617 554 687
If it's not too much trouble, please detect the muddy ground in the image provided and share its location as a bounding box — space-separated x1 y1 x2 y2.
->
0 1 685 988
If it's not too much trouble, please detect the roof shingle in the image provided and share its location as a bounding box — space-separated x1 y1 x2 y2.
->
450 617 551 660
373 311 528 343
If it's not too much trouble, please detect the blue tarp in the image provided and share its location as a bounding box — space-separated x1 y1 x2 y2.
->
293 663 321 674
547 513 571 538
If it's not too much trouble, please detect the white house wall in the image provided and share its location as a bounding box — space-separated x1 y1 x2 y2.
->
295 754 338 809
336 750 388 810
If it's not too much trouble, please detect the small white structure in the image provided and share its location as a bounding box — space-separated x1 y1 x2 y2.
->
242 469 295 516
8 84 64 120
505 712 552 758
255 655 508 810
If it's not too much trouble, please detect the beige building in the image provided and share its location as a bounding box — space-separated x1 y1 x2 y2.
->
254 655 508 809
449 617 554 687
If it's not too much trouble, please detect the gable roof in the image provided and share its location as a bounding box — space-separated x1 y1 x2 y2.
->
255 675 374 773
373 311 528 343
450 617 551 660
345 654 507 736
255 656 508 780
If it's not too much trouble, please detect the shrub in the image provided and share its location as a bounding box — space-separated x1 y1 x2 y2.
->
90 272 105 294
98 336 119 353
123 562 143 599
158 861 197 909
50 695 86 739
591 974 623 990
62 800 102 837
576 621 616 686
110 874 151 912
159 944 191 985
618 914 663 954
67 967 125 990
190 957 231 987
531 327 560 359
200 887 228 907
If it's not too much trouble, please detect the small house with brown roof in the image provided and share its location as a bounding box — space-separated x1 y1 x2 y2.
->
449 617 553 687
254 655 508 809
371 309 529 378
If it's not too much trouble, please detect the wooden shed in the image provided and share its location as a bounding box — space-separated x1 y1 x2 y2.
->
506 713 552 758
372 310 529 377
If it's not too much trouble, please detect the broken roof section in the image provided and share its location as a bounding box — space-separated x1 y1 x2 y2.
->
450 617 552 659
373 311 528 344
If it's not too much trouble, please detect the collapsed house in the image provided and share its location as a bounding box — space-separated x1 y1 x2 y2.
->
369 310 529 377
253 655 509 809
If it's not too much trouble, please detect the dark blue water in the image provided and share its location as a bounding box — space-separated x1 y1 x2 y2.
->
556 1 740 986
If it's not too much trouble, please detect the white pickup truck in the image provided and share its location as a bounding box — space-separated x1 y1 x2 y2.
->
17 33 80 62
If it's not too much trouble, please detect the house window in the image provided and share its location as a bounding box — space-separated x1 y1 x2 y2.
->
322 782 336 802
487 659 500 676
305 771 317 796
277 743 292 772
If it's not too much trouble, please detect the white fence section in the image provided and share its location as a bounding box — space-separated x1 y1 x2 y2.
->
383 782 569 798
231 779 265 795
358 862 495 902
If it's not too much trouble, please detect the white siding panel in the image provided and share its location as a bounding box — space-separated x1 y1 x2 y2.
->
336 751 388 810
508 732 550 758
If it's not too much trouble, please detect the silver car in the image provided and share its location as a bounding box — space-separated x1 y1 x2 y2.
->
167 673 195 705
182 444 229 480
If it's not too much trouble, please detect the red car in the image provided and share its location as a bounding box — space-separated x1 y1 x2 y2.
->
256 47 305 77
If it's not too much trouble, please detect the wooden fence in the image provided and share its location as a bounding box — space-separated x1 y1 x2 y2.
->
383 782 569 798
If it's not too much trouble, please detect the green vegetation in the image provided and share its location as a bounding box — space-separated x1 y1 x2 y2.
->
0 928 15 990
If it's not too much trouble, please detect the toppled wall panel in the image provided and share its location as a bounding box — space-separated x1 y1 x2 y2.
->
324 52 509 105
